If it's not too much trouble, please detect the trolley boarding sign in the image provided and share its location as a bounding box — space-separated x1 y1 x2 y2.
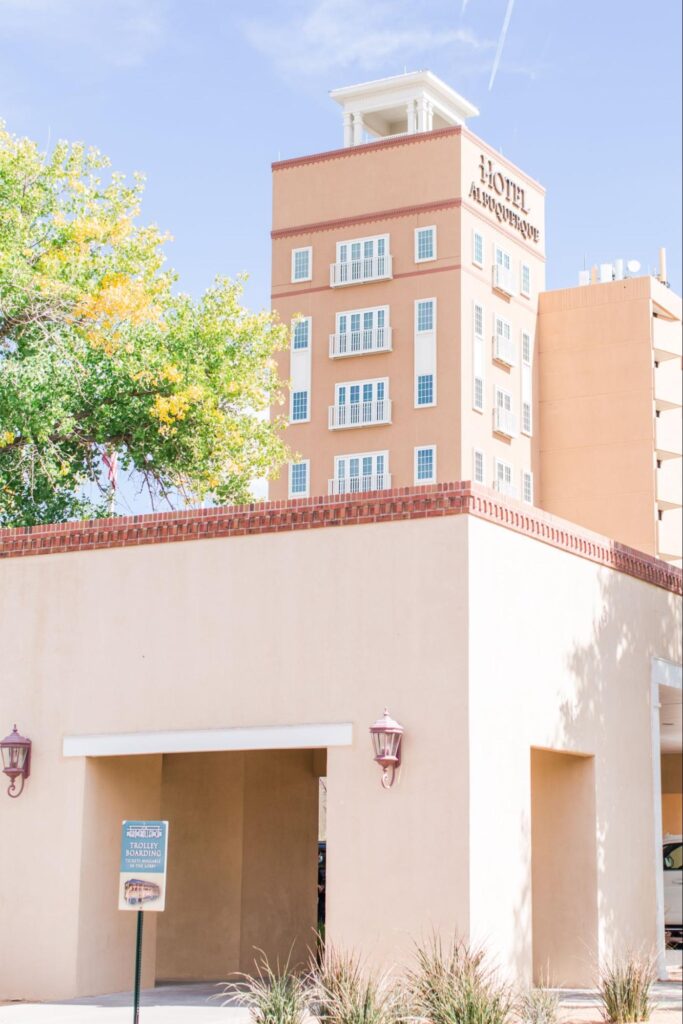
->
118 820 168 912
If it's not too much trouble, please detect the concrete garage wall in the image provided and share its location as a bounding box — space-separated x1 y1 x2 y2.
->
662 753 683 835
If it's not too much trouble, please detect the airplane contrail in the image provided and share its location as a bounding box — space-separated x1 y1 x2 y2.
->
488 0 515 91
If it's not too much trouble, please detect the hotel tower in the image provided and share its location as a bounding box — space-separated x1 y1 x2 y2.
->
270 71 681 565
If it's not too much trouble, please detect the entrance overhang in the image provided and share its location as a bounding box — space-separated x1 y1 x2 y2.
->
63 723 353 758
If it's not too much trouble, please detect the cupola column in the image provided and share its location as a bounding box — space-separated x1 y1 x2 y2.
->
343 112 353 148
352 111 364 146
406 99 417 134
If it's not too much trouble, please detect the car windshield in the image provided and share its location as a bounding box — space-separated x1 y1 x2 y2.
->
663 843 682 870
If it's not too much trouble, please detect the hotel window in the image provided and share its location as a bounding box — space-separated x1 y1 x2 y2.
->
521 263 531 297
495 458 515 496
522 401 532 436
333 305 390 357
415 446 436 484
331 378 389 428
473 231 484 267
416 299 435 333
473 302 485 412
292 317 311 350
417 374 434 407
522 470 533 505
334 451 389 494
333 234 390 285
473 449 485 484
415 226 436 263
289 461 309 498
494 316 515 365
291 247 312 282
522 331 532 364
291 389 309 422
495 246 512 271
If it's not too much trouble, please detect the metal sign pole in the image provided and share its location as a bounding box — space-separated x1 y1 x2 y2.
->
133 909 144 1024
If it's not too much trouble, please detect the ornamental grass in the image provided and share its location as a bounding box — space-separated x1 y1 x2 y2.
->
407 936 515 1024
517 986 560 1024
221 950 308 1024
597 954 656 1023
309 947 406 1024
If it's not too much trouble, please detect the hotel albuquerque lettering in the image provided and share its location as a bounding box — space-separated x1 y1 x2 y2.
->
469 155 540 244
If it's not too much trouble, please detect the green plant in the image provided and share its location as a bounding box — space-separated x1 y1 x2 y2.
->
407 936 515 1024
310 947 405 1024
517 987 559 1024
221 950 308 1024
598 954 656 1023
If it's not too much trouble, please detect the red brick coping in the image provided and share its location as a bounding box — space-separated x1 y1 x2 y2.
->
0 482 680 594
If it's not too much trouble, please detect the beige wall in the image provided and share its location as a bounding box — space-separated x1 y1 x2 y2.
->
661 753 683 835
530 750 598 986
538 277 682 561
467 514 681 983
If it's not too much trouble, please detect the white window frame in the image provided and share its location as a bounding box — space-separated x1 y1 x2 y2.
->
473 448 485 485
521 400 532 437
335 233 389 262
290 388 310 423
291 246 312 283
495 245 512 271
522 470 533 505
473 231 485 268
495 457 514 490
414 445 437 484
291 316 311 351
473 302 485 413
288 460 310 498
415 372 436 408
333 450 389 494
334 377 388 405
495 386 513 411
415 226 437 263
521 263 531 297
415 297 436 334
522 331 532 365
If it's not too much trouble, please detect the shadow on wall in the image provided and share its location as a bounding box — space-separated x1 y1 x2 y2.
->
557 570 681 973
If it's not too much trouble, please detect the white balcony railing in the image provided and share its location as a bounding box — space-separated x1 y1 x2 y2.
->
328 473 392 496
328 398 392 429
329 326 392 358
493 333 516 366
494 479 518 498
492 264 516 297
330 254 393 287
493 407 517 437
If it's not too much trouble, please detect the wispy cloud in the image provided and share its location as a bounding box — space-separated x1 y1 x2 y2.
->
243 0 494 77
488 0 515 91
0 0 166 68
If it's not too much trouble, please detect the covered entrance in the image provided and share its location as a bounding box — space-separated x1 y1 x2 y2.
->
65 724 350 995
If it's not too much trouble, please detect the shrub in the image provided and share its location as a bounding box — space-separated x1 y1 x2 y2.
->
221 950 308 1024
598 954 656 1023
517 987 559 1024
407 936 515 1024
310 947 405 1024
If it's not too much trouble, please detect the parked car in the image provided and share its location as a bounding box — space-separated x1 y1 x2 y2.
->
664 836 682 947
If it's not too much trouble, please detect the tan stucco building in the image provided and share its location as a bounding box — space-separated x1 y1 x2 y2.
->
0 72 681 1004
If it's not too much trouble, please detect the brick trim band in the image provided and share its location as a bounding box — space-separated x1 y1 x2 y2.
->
272 126 461 172
0 483 680 594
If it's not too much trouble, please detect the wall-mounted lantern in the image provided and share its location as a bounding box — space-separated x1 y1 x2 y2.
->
369 708 404 789
1 725 31 798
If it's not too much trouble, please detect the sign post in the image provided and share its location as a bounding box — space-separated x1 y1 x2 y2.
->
119 820 169 1023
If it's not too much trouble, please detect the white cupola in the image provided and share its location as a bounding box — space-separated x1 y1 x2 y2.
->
330 70 479 148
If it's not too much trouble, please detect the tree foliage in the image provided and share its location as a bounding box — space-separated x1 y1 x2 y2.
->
0 123 289 527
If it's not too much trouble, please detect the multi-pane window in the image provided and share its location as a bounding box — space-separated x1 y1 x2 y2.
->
495 458 514 495
521 264 531 296
522 332 532 364
334 235 389 284
495 247 512 271
473 377 484 410
334 451 389 494
415 226 436 262
415 446 436 483
292 317 310 350
473 449 485 484
473 232 484 266
416 299 435 333
522 470 533 505
289 461 309 497
474 303 484 338
473 302 484 412
522 401 532 435
291 390 309 422
334 306 389 356
417 374 434 406
291 247 312 282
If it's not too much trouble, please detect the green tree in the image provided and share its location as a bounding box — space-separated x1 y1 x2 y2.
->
0 123 289 527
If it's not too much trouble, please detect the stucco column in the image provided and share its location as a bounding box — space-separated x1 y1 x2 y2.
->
352 112 364 146
426 100 434 131
416 96 429 132
343 112 353 148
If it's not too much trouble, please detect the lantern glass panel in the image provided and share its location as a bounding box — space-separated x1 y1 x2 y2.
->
1 746 12 770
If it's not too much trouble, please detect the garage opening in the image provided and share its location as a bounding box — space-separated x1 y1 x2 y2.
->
530 748 598 987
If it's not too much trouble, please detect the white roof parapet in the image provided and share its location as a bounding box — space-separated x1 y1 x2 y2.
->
330 70 479 147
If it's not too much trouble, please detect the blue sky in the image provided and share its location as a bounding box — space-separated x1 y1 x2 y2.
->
1 0 681 511
2 0 681 312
